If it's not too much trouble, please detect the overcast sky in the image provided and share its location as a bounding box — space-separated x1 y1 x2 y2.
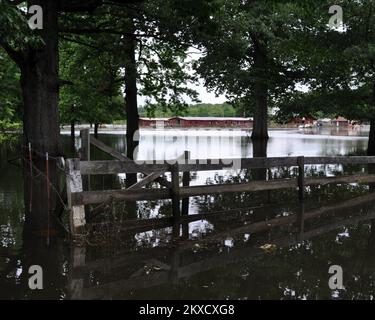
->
138 81 227 106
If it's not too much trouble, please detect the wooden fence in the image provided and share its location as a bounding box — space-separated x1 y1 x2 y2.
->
65 129 375 235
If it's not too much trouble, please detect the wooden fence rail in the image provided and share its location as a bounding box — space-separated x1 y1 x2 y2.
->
65 129 375 236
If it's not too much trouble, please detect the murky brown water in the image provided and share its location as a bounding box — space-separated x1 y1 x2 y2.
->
1 127 375 300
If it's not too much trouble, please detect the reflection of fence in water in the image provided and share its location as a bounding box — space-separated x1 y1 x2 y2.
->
68 192 375 299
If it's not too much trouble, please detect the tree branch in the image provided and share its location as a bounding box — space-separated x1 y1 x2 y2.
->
0 39 24 66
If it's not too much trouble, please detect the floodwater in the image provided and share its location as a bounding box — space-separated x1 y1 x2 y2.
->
1 127 375 300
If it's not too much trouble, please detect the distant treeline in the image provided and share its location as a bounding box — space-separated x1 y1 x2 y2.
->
138 103 241 118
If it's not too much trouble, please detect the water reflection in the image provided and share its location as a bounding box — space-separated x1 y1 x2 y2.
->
65 192 375 300
2 129 375 299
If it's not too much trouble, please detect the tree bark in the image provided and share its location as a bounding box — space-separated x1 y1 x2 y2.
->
19 1 62 218
368 81 375 156
368 82 375 188
368 119 375 156
20 0 61 156
70 120 75 150
70 121 75 139
94 123 99 138
124 20 139 188
251 40 269 140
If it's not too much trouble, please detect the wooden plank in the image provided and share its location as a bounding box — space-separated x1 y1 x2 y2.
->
171 163 181 218
178 157 299 171
305 174 375 186
75 178 298 207
72 188 171 205
126 151 191 190
66 159 86 235
73 156 375 176
80 129 91 201
80 129 90 161
131 150 194 190
69 246 86 299
79 157 299 175
127 172 163 190
182 151 191 216
90 136 131 162
77 156 375 176
179 179 298 197
91 135 172 189
304 156 375 165
80 160 170 175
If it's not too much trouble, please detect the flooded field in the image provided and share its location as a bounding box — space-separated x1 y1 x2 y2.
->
1 127 375 300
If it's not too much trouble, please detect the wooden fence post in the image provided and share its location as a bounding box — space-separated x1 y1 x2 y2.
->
171 162 181 219
80 129 91 206
182 150 191 216
69 245 86 299
66 159 86 235
297 156 305 201
80 129 90 161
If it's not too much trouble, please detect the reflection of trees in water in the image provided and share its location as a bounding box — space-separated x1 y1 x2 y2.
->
117 216 375 300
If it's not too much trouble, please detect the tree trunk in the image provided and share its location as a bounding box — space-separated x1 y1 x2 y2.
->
70 121 75 139
251 40 269 140
368 119 375 156
252 139 268 181
124 21 139 188
20 0 61 156
20 1 61 218
368 82 375 156
368 82 375 188
94 123 99 139
70 120 75 150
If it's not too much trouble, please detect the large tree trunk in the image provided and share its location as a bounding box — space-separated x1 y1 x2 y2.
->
252 139 268 180
70 121 75 140
368 119 375 156
20 1 61 219
368 82 375 189
94 123 99 139
124 22 139 189
368 82 375 156
70 120 75 151
20 0 61 156
251 40 269 140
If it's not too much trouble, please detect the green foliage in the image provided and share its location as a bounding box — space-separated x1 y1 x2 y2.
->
58 0 207 120
0 0 44 54
59 42 124 125
283 0 375 121
0 48 21 141
139 102 237 118
194 0 305 106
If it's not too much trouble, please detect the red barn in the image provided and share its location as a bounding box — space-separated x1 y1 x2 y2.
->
168 117 253 128
139 118 170 128
139 117 253 128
